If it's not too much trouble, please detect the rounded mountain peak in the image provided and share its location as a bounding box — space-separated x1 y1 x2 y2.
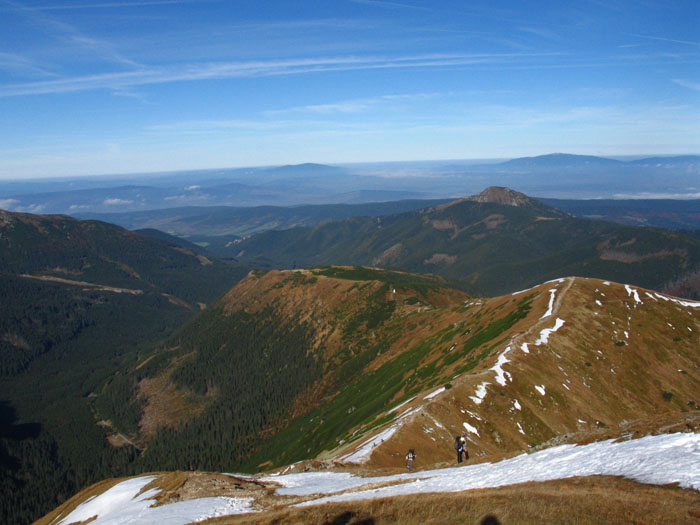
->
467 186 534 207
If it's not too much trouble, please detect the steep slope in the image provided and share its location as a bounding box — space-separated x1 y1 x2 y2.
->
328 276 700 469
0 209 248 525
232 187 700 298
104 267 699 478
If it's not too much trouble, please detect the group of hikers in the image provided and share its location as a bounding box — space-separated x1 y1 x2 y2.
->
405 434 469 470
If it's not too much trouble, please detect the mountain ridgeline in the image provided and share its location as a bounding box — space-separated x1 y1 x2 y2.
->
98 266 700 478
231 188 700 299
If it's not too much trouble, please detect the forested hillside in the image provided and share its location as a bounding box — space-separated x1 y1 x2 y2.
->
0 209 247 524
232 188 700 298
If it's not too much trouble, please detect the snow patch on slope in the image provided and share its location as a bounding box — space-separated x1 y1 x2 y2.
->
463 421 480 436
340 404 424 464
535 318 565 345
339 425 398 463
291 433 700 505
469 382 490 405
625 285 642 304
492 345 513 386
424 387 445 400
541 288 557 318
653 292 700 309
56 475 256 525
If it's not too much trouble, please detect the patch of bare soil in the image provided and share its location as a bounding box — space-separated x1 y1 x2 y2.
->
371 243 405 266
423 253 457 265
138 371 205 439
19 274 143 294
148 471 276 508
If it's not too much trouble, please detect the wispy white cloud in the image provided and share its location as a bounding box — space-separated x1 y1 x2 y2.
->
266 92 442 115
16 203 46 213
629 33 700 48
613 191 700 199
0 199 20 210
5 0 142 68
145 119 303 133
349 0 430 10
516 26 559 39
0 53 554 97
0 51 58 78
17 0 210 9
104 197 133 205
673 79 700 92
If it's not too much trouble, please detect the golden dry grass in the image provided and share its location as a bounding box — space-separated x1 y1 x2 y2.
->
208 476 700 525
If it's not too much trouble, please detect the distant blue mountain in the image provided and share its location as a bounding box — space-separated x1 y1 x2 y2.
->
2 155 700 214
499 153 624 170
628 155 700 167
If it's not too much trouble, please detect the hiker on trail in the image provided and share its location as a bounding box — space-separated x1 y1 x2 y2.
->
454 436 463 463
461 435 469 461
454 435 468 463
405 449 416 471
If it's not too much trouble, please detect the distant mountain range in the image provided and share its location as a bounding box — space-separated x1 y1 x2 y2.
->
1 153 699 214
77 199 452 238
230 187 700 298
496 152 626 170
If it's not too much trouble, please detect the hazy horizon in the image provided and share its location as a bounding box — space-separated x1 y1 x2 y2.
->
1 0 698 179
1 151 700 183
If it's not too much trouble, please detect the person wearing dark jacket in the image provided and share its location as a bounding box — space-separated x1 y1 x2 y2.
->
454 436 463 463
454 435 468 463
405 449 416 470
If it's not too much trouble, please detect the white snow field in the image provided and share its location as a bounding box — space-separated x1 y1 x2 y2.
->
274 432 700 506
56 433 699 523
56 475 256 525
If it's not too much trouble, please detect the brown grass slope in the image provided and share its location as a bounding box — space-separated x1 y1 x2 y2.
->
134 267 699 474
328 275 700 470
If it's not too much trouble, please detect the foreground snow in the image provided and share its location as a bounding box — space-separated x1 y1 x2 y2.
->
57 432 699 523
56 475 256 525
265 432 700 506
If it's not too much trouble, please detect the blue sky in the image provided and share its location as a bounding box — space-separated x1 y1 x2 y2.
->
0 0 698 178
